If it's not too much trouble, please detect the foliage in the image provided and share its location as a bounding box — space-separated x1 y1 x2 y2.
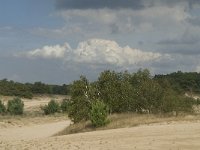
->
177 96 195 113
42 100 60 115
160 89 195 114
68 96 91 123
155 71 200 94
67 69 198 125
0 79 70 98
197 98 200 105
0 79 33 98
0 100 6 114
90 100 109 127
68 76 92 123
31 82 50 94
134 79 164 113
61 99 70 112
7 98 24 115
97 70 134 113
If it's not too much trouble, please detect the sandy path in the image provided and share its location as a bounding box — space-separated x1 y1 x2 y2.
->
0 120 70 141
1 121 200 150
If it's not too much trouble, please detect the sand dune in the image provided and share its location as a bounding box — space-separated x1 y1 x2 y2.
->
1 121 200 150
0 120 70 141
1 95 200 149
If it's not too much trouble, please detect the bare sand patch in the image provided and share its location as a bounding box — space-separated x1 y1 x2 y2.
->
1 95 200 149
1 121 200 150
0 120 70 141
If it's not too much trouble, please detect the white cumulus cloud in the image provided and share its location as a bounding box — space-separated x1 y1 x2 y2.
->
17 43 71 59
71 39 162 66
16 39 165 67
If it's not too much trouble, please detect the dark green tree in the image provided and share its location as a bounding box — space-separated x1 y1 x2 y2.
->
68 76 93 123
97 70 134 113
90 100 109 127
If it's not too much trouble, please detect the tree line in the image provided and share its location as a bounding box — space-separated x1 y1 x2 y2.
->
68 69 199 124
0 79 70 98
154 71 200 94
1 70 200 100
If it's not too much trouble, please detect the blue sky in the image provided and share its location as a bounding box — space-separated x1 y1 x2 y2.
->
0 0 56 27
1 0 200 84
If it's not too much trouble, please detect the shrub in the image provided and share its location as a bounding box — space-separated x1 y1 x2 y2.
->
0 100 6 114
68 76 92 123
178 96 194 112
196 98 200 105
61 99 69 112
7 98 24 115
22 91 33 99
42 100 60 115
161 91 194 114
89 100 109 127
68 96 91 123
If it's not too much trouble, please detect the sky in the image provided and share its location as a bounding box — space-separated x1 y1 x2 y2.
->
1 0 200 84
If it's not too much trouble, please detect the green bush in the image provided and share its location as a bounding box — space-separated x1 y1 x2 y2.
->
42 100 60 115
68 76 92 123
22 91 33 99
196 98 200 105
0 100 6 114
89 100 109 127
178 97 194 112
61 99 69 112
161 91 194 114
7 98 24 115
68 96 91 123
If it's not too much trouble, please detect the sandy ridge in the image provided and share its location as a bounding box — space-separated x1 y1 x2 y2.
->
1 121 200 150
0 120 70 141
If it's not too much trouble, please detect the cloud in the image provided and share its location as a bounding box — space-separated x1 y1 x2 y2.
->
0 26 12 31
157 26 200 54
55 0 200 10
55 0 145 10
33 0 200 56
150 53 200 74
72 39 162 66
186 16 200 27
55 5 187 36
31 26 84 39
16 39 163 67
16 43 71 59
196 65 200 72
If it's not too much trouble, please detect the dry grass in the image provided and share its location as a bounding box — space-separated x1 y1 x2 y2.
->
57 113 200 136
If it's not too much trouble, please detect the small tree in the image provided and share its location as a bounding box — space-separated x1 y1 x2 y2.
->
68 76 92 123
61 99 69 112
7 98 24 115
90 100 109 127
197 98 200 105
134 79 164 114
42 100 60 115
68 96 91 123
0 100 6 114
97 70 133 113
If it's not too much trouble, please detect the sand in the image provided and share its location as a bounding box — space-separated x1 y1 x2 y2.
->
1 95 200 149
1 95 68 112
0 121 70 141
1 121 200 150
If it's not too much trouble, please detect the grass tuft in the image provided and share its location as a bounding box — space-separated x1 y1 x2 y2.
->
57 113 200 136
